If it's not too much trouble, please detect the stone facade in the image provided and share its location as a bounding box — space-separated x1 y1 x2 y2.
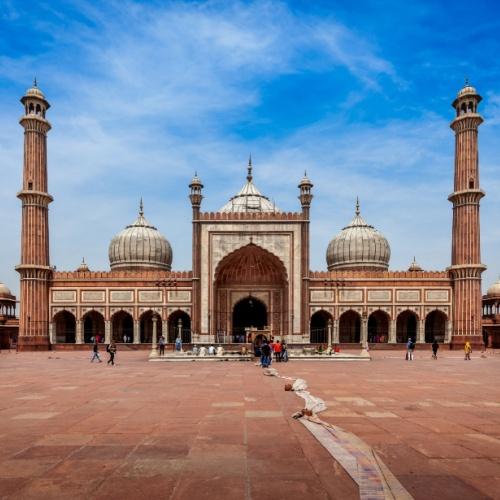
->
14 83 490 349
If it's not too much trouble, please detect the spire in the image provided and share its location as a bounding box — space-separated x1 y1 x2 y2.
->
33 76 37 87
355 196 360 216
247 154 253 182
464 76 469 86
139 198 144 216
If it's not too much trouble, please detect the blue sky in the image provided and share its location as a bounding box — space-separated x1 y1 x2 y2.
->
1 0 499 296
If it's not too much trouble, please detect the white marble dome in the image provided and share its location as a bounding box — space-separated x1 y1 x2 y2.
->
486 279 500 297
109 201 172 271
0 282 12 297
326 200 390 271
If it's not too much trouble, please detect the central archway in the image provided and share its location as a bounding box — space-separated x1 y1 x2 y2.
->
214 243 288 342
232 297 267 342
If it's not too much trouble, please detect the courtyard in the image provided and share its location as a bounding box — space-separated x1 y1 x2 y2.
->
1 350 500 499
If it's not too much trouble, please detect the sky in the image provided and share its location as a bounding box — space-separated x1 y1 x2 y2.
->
0 0 499 297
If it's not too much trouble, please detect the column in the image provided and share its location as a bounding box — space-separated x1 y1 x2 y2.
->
333 319 339 344
104 320 111 344
76 320 83 344
49 322 54 344
133 320 140 344
445 320 452 343
361 318 368 344
151 315 158 357
162 320 168 342
417 319 425 344
327 319 332 346
389 319 396 344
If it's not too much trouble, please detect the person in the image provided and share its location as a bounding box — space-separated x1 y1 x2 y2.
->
158 335 166 356
268 339 275 365
208 345 215 355
406 338 414 361
192 344 199 355
432 340 439 359
273 340 282 362
281 341 288 362
464 341 472 360
90 341 102 363
260 341 271 368
175 336 182 352
107 342 117 366
123 334 127 344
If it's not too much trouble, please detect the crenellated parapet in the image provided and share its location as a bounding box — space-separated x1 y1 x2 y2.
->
197 211 303 221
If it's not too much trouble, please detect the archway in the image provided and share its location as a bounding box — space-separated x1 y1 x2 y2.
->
112 311 133 343
310 310 332 344
368 310 389 343
339 310 361 343
233 296 267 343
425 310 447 343
140 310 162 343
396 310 417 343
53 311 76 343
214 243 288 341
168 310 191 343
83 311 105 343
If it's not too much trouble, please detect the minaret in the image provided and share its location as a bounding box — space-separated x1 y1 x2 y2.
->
298 172 313 339
16 81 53 350
189 172 203 340
449 81 486 348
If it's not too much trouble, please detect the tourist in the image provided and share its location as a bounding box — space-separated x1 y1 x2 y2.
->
268 338 275 365
281 341 288 362
406 338 414 361
464 341 472 360
208 345 215 355
273 340 282 362
107 342 117 366
260 341 271 368
192 344 199 355
158 335 166 356
432 340 439 359
123 334 127 343
90 341 102 363
175 336 182 352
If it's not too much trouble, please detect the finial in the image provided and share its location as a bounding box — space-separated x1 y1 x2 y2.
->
82 257 86 264
304 170 307 176
139 198 144 216
464 76 469 86
355 196 360 216
33 76 37 87
194 170 198 177
247 154 253 182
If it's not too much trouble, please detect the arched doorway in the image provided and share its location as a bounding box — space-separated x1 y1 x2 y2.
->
368 310 389 343
396 310 417 343
425 310 446 343
232 296 267 343
140 311 162 343
112 311 133 343
83 311 105 343
214 243 288 342
168 310 191 343
310 310 332 344
54 311 76 343
339 310 361 343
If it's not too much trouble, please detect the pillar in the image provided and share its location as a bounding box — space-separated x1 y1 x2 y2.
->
361 318 368 344
151 315 158 357
76 320 83 344
49 322 54 344
133 320 140 344
389 319 396 344
333 319 339 344
162 320 168 342
449 82 486 349
16 82 53 350
417 319 425 344
104 320 111 344
327 319 333 345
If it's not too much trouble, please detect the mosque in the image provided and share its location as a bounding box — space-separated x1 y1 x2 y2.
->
11 81 499 351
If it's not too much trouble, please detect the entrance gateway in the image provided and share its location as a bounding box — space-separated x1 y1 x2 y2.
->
213 243 288 343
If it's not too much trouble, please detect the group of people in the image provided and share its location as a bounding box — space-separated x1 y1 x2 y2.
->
259 339 288 368
90 341 117 365
408 338 474 360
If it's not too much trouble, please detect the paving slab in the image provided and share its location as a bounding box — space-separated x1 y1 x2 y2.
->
1 349 500 499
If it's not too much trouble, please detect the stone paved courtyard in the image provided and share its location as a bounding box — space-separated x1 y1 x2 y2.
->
1 349 500 499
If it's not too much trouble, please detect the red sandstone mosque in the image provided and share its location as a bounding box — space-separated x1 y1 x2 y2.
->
9 81 500 351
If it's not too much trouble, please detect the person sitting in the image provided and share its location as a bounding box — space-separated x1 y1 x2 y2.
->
208 345 216 355
192 344 199 355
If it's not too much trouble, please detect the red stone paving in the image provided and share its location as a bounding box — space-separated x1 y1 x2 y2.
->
1 349 500 499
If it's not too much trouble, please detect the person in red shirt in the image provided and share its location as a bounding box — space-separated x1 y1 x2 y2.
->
273 340 282 362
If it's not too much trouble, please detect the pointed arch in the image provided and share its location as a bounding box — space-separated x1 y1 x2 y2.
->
339 310 361 343
53 310 76 343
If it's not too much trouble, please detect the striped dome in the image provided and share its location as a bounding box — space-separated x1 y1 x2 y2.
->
326 200 390 271
108 201 172 271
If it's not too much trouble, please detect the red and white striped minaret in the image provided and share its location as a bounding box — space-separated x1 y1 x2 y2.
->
449 81 486 348
15 81 53 350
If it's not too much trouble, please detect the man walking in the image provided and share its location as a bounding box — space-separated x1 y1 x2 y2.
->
432 340 439 359
107 342 117 366
273 340 282 362
261 341 271 368
406 338 414 361
464 341 472 360
91 341 102 363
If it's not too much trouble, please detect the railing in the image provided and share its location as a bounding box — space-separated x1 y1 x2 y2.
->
310 327 328 344
168 328 191 344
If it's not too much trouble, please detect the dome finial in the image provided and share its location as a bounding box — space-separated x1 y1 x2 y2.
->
247 154 253 182
33 76 38 87
355 196 360 216
139 198 144 216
